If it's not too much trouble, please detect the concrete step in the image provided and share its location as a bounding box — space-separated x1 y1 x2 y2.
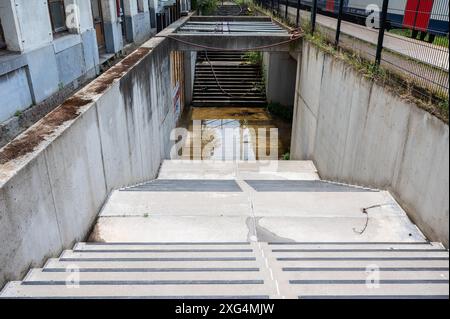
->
193 83 264 87
193 91 265 96
75 242 254 250
195 65 258 69
43 258 261 269
62 246 448 259
266 242 445 250
195 70 262 74
292 283 449 299
193 83 263 86
279 270 449 281
193 93 265 97
194 94 266 98
269 251 449 258
60 250 256 259
194 77 263 81
195 69 261 73
23 268 266 282
196 69 258 73
277 259 449 268
192 101 267 107
2 241 447 298
0 282 270 299
156 160 319 180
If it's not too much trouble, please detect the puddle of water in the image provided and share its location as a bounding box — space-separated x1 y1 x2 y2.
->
177 107 291 160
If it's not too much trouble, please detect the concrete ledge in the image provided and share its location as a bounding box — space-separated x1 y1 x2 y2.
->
0 53 27 76
168 34 293 52
52 34 82 54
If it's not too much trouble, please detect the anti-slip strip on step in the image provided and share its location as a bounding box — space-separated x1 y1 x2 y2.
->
73 249 254 253
4 296 271 300
283 267 450 272
43 268 261 272
121 179 242 192
277 257 449 261
244 180 378 192
82 242 251 245
59 257 257 262
272 249 446 253
289 279 449 285
22 280 265 286
268 242 431 245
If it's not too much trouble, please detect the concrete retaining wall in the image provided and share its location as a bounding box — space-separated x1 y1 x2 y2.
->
0 36 177 288
262 52 297 107
291 41 449 247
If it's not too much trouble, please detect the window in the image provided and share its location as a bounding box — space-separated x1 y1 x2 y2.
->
0 18 6 49
137 0 144 13
48 0 68 33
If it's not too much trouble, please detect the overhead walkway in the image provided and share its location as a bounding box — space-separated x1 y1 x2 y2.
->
2 161 448 299
162 15 298 52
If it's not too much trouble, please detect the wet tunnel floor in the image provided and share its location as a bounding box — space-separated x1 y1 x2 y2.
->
177 107 292 160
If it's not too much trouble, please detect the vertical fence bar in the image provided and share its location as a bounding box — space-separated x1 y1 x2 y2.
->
335 0 344 45
277 0 280 16
271 0 274 12
311 0 317 34
375 0 389 65
285 0 288 20
296 0 300 28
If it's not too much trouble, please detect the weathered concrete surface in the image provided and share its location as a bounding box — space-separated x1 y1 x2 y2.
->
169 34 294 52
291 41 449 247
91 160 426 243
0 36 178 288
263 52 297 106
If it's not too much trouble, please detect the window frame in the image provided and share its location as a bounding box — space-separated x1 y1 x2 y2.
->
137 0 144 13
48 0 68 34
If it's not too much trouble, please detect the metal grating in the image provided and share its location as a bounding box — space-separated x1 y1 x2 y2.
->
176 21 288 34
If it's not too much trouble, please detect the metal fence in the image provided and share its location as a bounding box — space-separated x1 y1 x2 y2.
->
255 0 449 104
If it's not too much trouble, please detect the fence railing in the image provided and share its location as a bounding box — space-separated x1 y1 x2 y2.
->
255 0 449 104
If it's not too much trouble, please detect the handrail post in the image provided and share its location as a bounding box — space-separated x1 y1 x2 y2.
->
311 0 317 34
375 0 389 65
296 0 300 28
335 0 344 45
285 0 288 20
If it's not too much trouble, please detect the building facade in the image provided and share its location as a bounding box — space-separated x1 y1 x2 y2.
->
0 0 190 124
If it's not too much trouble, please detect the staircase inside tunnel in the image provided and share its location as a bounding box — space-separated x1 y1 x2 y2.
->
192 51 267 107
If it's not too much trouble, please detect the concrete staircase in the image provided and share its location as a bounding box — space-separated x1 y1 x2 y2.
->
215 4 245 16
192 51 267 107
1 160 448 299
